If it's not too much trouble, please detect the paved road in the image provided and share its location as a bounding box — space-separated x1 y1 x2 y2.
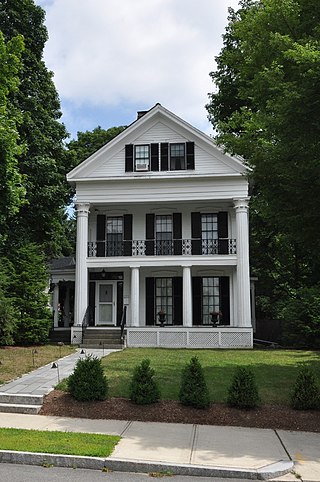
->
0 463 255 482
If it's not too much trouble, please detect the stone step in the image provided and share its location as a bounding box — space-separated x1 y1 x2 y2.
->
0 403 41 415
0 393 43 405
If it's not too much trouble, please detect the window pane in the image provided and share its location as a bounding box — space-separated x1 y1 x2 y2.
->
170 143 186 170
134 145 150 170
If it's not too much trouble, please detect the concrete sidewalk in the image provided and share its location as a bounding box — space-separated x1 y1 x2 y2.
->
0 414 298 481
0 412 319 481
0 349 319 480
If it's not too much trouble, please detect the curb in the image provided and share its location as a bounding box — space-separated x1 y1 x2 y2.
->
0 450 294 480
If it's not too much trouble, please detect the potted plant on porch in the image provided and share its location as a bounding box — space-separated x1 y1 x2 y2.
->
157 309 166 327
210 310 222 327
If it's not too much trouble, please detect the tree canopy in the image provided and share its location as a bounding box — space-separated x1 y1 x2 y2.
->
0 0 71 258
207 0 320 342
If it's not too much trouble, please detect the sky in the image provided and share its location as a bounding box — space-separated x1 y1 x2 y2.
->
35 0 240 140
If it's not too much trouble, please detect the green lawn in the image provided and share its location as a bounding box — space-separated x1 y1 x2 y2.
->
101 348 320 405
0 345 76 385
0 428 120 457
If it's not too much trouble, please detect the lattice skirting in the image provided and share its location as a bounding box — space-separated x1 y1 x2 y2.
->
127 327 253 349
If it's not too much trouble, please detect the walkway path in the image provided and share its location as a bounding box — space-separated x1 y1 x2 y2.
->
0 349 111 396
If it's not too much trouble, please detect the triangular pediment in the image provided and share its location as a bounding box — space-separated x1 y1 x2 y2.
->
67 104 247 181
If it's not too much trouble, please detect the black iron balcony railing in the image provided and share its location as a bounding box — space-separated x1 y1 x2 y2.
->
88 239 237 257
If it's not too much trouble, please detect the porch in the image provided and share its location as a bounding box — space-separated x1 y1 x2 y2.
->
71 325 253 349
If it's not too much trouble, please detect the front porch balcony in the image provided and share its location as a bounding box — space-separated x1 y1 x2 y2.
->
88 239 237 257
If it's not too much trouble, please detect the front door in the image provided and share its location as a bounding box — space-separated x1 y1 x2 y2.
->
96 282 116 325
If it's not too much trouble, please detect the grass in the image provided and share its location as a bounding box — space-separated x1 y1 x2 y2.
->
0 428 120 457
0 344 75 385
98 348 320 405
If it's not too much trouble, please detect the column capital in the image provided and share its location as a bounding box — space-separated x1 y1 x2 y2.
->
75 203 90 216
233 198 250 212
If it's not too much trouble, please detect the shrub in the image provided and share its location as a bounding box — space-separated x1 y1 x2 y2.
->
179 356 210 409
290 366 319 410
227 367 260 409
129 358 160 405
68 355 108 401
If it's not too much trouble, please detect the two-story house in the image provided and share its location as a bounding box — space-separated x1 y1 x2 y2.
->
51 104 252 348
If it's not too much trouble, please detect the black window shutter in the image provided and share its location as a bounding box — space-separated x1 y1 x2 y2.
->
123 214 132 256
218 212 229 254
186 141 195 170
192 277 202 325
173 277 183 325
125 144 134 172
146 277 155 325
96 214 106 257
151 143 159 171
219 277 230 325
88 282 95 326
173 213 182 255
145 213 155 255
191 212 201 255
160 143 168 171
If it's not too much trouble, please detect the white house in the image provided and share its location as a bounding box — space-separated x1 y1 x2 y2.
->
51 104 252 348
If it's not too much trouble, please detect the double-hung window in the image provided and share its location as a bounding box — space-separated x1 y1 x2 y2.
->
201 214 218 254
202 277 220 324
170 143 186 170
135 145 150 171
106 216 123 256
156 215 173 255
155 278 173 324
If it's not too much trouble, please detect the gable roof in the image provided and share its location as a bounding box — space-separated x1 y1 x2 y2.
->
67 103 247 181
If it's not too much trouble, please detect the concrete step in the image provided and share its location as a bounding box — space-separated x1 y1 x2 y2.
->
82 338 122 344
0 403 41 414
80 344 124 350
0 393 43 405
0 393 44 414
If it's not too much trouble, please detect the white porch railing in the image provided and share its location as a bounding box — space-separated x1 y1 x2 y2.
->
126 327 252 349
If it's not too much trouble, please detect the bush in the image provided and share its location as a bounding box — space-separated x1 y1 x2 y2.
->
290 366 319 410
227 367 260 409
129 358 160 405
68 355 108 401
279 285 320 348
179 356 210 409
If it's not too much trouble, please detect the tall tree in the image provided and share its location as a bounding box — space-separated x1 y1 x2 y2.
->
207 0 320 340
0 0 71 257
0 32 25 248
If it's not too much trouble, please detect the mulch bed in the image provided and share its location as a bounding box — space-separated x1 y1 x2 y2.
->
40 390 320 433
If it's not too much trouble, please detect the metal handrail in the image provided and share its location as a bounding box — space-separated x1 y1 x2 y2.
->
81 306 90 344
120 305 127 341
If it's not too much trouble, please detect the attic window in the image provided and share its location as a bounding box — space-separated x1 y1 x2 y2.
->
170 143 186 170
135 145 150 171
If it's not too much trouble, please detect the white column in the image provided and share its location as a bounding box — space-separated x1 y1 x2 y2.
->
53 283 59 328
131 267 140 327
183 266 192 327
74 203 90 326
234 198 251 327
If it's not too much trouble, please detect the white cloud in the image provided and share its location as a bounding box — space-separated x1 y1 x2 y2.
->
36 0 239 133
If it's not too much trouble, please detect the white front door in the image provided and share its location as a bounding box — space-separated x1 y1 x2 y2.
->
96 282 116 325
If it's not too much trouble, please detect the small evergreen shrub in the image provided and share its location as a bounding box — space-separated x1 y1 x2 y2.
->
68 355 108 401
129 358 160 405
179 356 210 409
290 366 319 410
227 367 260 409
